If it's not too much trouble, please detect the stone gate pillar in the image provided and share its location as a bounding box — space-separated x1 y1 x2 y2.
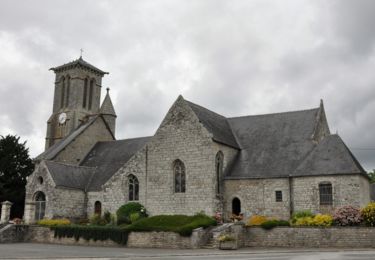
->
24 202 35 224
0 201 13 224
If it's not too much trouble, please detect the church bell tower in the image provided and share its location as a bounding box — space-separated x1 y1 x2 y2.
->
45 57 109 149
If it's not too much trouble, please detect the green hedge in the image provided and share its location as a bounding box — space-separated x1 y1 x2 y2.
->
260 220 290 230
117 202 147 225
52 225 129 245
125 214 217 237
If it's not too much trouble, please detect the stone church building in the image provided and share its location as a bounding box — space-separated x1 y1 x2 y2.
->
24 58 371 223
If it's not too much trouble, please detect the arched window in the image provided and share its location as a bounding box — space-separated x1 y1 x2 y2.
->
215 151 224 194
88 79 94 110
232 197 241 215
37 176 43 185
83 78 88 108
174 160 186 193
319 182 333 205
60 77 65 109
65 75 70 107
34 191 46 221
94 201 102 216
128 175 139 201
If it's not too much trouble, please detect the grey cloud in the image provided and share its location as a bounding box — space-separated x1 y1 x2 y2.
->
0 0 374 171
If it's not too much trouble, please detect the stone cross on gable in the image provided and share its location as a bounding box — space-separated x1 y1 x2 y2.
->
80 48 84 58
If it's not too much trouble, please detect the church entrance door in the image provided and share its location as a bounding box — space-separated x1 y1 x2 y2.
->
34 192 46 221
232 197 241 215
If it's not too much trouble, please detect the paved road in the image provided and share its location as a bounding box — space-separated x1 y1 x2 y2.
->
0 243 374 260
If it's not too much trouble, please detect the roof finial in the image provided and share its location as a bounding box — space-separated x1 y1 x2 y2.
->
80 48 84 59
106 87 110 94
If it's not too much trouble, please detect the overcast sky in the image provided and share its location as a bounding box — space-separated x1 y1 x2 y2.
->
1 0 375 171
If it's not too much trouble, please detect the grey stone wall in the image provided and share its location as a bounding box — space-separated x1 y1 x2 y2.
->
47 67 104 149
94 97 238 217
25 162 86 221
144 97 237 216
51 188 86 219
292 174 370 213
26 225 118 247
23 226 208 249
224 174 370 221
127 232 192 249
25 163 57 220
54 117 113 164
0 225 28 243
224 178 291 220
245 227 375 248
89 146 148 215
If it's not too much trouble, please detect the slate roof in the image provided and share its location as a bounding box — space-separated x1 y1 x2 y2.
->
80 137 151 191
45 161 94 190
50 57 108 76
293 134 366 177
226 108 319 178
37 115 99 161
41 96 367 191
100 91 116 116
44 137 150 191
186 100 239 149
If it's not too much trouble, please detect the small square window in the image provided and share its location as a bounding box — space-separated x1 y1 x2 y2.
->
275 190 283 202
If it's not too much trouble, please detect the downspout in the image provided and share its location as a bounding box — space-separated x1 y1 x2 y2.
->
288 175 294 218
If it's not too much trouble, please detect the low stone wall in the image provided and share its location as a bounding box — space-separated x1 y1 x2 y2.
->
0 225 28 243
23 226 209 248
128 232 190 248
245 227 375 248
128 228 210 249
26 225 118 247
4 225 374 248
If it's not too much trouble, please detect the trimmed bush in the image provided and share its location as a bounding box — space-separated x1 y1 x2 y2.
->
313 214 333 226
103 211 112 224
116 202 147 225
37 218 70 227
130 212 140 223
294 216 313 226
361 202 375 226
247 215 267 226
125 214 216 237
294 214 333 227
52 225 129 245
333 206 362 226
89 214 107 226
291 210 314 223
260 220 290 230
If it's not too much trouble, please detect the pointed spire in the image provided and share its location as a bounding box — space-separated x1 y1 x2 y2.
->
100 88 116 116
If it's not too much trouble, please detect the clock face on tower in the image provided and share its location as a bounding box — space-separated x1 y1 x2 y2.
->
58 113 67 124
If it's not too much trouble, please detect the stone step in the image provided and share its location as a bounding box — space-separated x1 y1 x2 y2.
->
201 238 219 249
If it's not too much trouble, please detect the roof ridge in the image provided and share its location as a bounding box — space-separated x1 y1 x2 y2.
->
37 115 99 160
45 160 95 170
332 134 367 175
185 99 227 119
228 107 319 120
50 57 108 75
96 136 152 144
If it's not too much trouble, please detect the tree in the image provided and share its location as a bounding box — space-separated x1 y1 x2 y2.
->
368 170 375 183
0 135 34 218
